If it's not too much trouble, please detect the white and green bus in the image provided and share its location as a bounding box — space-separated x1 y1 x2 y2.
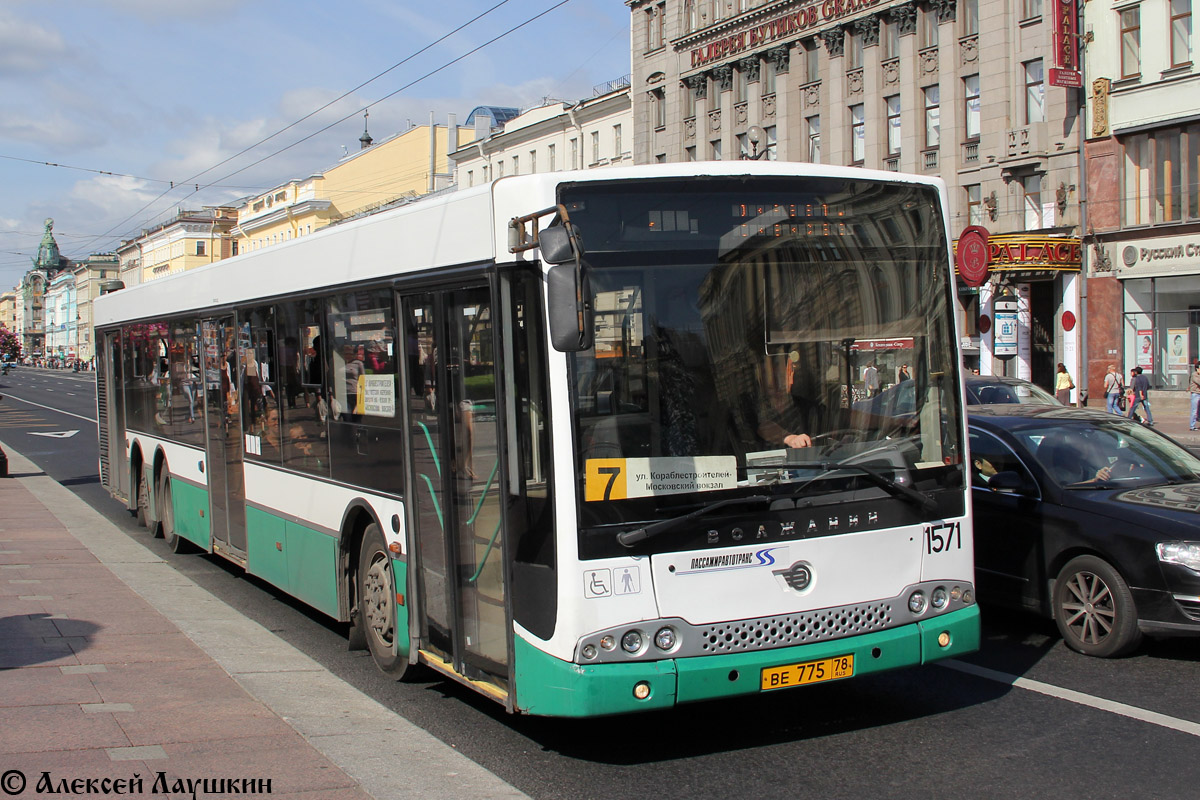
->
95 162 979 717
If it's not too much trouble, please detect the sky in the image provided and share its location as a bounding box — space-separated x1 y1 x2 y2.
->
0 0 631 291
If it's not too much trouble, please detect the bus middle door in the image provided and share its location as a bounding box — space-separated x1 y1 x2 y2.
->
202 317 248 562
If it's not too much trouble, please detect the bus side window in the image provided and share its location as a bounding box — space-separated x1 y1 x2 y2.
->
276 299 329 476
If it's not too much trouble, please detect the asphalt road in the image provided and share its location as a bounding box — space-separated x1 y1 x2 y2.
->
2 366 1199 799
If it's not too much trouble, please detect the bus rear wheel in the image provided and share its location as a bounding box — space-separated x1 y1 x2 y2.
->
137 465 160 536
158 472 194 554
357 524 410 679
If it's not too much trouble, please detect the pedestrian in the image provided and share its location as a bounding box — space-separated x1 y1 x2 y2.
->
1189 359 1200 431
1127 366 1154 425
1054 362 1075 405
1103 364 1125 415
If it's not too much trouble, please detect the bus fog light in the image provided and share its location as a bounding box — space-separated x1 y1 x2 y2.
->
654 626 677 651
633 681 651 700
582 644 597 660
937 631 951 648
950 586 962 601
962 590 974 605
908 591 927 615
621 630 644 654
599 635 616 651
931 587 948 609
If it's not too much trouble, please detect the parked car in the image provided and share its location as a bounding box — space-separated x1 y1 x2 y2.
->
968 404 1200 657
965 375 1060 406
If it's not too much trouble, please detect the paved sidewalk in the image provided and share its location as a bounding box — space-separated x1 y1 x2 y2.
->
0 446 526 800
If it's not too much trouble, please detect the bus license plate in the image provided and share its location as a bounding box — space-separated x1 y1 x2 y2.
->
760 655 854 691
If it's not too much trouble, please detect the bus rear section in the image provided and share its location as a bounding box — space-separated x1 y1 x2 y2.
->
506 170 979 717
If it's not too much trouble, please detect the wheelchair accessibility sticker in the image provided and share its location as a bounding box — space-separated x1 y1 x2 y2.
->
584 567 641 598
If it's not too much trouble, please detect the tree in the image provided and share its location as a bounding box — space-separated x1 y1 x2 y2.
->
0 324 21 362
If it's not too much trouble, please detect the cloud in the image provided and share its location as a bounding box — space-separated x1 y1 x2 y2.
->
0 11 68 75
78 0 250 21
0 111 106 150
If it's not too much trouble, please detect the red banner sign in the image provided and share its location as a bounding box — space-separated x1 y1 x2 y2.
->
1051 0 1081 88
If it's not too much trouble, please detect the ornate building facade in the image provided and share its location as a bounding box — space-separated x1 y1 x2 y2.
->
629 0 1086 391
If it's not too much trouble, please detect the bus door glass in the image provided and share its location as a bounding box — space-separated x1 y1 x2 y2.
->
202 317 247 555
401 288 508 691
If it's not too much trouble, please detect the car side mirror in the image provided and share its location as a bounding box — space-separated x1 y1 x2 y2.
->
986 470 1035 495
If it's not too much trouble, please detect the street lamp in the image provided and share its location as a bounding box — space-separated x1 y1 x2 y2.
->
743 125 768 160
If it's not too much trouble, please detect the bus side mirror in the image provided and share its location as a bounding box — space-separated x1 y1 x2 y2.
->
547 265 594 352
539 224 575 265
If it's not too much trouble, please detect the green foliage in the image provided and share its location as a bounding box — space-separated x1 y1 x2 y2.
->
0 325 21 362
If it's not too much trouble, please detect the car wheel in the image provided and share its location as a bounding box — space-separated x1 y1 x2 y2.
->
1052 555 1142 658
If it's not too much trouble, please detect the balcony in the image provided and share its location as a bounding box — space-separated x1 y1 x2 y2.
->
962 141 979 165
883 155 900 171
922 148 939 171
1004 125 1046 161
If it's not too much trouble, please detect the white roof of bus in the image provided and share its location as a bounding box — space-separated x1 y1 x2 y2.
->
95 162 946 327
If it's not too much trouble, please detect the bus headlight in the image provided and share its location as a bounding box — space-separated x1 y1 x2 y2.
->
581 644 597 660
599 634 616 651
908 591 927 615
931 587 948 610
621 629 645 654
654 626 677 651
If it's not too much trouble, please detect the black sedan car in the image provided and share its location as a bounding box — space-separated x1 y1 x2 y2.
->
969 405 1200 657
965 375 1060 406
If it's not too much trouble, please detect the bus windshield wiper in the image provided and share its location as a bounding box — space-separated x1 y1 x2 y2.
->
785 460 938 513
616 495 772 547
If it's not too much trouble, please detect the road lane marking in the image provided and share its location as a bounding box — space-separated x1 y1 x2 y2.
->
0 392 97 423
943 659 1200 738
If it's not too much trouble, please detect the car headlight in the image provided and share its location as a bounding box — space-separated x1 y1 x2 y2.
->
1156 542 1200 571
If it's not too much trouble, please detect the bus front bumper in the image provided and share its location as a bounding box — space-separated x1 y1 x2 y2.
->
512 605 980 717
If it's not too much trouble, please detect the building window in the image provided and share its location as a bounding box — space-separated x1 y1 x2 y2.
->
762 56 777 95
651 88 666 129
231 241 239 256
645 2 665 51
1024 60 1044 124
1171 0 1192 68
847 29 864 69
807 116 821 163
850 104 865 163
882 16 900 59
548 143 556 171
1023 174 1044 229
529 150 537 173
512 155 520 174
734 65 748 103
1121 6 1141 79
195 241 205 257
497 160 505 178
1156 129 1183 222
920 5 939 49
1124 133 1152 225
763 125 777 161
803 38 819 82
570 138 579 169
686 145 697 161
466 170 473 187
923 85 940 148
591 131 600 164
886 95 902 155
967 184 983 226
614 124 623 157
964 74 981 140
682 82 696 119
962 0 979 35
684 0 699 33
1022 0 1042 21
711 138 723 160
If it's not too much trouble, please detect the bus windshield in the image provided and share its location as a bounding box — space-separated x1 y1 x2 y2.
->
562 177 964 551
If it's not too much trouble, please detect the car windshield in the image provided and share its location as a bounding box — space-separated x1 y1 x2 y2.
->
558 176 965 554
1015 421 1200 488
967 379 1059 405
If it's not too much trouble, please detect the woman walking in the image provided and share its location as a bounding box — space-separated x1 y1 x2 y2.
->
1054 362 1074 405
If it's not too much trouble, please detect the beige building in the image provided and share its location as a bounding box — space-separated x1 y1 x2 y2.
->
628 0 1085 391
451 84 633 187
235 118 475 252
116 207 238 286
74 253 119 364
0 290 17 339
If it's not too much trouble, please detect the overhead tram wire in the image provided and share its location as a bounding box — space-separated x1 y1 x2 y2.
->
81 0 519 258
168 0 576 207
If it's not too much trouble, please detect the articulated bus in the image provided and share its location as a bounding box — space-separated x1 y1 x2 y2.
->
94 162 979 717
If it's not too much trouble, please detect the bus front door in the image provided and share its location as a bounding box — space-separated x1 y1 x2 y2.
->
202 317 248 561
402 289 509 695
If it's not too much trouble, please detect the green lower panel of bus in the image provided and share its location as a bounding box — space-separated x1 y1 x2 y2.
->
512 605 979 717
245 507 340 619
391 558 410 660
170 480 210 551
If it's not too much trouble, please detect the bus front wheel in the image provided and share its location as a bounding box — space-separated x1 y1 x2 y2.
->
357 524 410 679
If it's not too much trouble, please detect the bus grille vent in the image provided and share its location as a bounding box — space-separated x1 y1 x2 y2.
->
697 602 894 653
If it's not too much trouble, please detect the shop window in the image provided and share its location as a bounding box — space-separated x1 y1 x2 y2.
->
1156 130 1182 223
